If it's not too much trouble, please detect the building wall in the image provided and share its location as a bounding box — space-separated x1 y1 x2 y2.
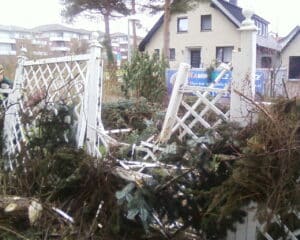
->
144 2 241 69
281 33 300 73
0 30 17 55
280 33 300 97
256 47 280 69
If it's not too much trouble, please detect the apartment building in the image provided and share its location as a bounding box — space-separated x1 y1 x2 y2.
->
0 25 31 56
32 24 92 56
0 24 94 57
111 32 143 64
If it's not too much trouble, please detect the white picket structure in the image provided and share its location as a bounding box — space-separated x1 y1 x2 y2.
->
2 33 105 168
127 62 232 165
160 62 231 143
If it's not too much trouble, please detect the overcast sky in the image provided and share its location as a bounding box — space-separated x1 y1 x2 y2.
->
0 0 299 37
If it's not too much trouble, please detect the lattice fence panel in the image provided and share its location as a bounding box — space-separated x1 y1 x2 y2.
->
257 211 300 240
21 56 89 134
175 83 230 141
132 63 232 163
159 63 232 144
2 42 103 167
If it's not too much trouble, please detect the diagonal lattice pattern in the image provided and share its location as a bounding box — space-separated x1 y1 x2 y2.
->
134 63 231 162
2 52 104 168
22 55 89 123
168 64 231 141
174 79 230 141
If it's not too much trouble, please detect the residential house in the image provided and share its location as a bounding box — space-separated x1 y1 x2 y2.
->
139 0 280 69
279 26 300 97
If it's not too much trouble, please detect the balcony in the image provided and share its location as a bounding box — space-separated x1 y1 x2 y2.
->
0 38 16 44
32 39 47 45
49 36 71 42
50 46 70 52
33 51 48 56
119 48 127 52
119 40 128 44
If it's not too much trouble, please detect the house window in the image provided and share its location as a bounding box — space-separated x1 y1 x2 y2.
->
261 57 272 68
154 49 160 57
201 15 212 31
255 20 268 37
216 47 233 63
289 56 300 79
169 48 175 60
177 17 188 33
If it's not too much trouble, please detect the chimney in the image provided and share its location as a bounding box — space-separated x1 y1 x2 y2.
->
229 0 237 5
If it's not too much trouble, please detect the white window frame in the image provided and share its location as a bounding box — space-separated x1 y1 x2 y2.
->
177 17 188 33
201 15 212 31
288 56 300 80
169 48 176 61
216 46 233 63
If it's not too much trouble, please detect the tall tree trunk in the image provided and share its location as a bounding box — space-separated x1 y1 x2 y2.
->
103 13 114 64
131 0 137 50
163 0 171 63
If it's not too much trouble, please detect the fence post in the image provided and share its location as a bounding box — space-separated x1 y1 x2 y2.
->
2 48 27 169
85 32 102 157
230 9 257 126
159 63 190 143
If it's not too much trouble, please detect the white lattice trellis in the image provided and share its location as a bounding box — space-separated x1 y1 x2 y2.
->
2 33 105 168
129 62 232 162
159 62 232 143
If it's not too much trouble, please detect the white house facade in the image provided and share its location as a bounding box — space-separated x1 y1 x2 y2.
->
139 0 279 69
279 26 300 97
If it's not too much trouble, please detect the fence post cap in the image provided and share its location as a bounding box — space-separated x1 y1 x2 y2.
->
90 32 102 48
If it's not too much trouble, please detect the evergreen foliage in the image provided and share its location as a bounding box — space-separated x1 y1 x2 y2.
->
121 52 168 103
114 99 300 239
61 0 130 64
1 90 300 239
144 0 208 14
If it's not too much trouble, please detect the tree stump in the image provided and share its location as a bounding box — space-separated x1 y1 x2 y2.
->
0 196 42 226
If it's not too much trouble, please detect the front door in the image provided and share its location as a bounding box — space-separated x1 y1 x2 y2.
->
190 50 201 68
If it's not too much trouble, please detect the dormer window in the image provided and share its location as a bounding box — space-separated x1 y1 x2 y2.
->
255 20 268 37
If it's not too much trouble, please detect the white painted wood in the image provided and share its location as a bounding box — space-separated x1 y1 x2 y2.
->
2 49 27 169
230 9 257 126
2 33 105 162
172 64 230 135
84 33 102 157
24 54 90 66
180 86 229 93
159 63 190 143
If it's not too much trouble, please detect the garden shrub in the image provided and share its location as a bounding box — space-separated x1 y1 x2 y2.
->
121 52 168 103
